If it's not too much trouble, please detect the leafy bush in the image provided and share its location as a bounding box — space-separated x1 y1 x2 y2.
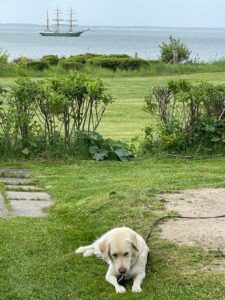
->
78 131 133 161
41 55 59 66
0 72 113 158
27 60 49 70
159 36 191 64
60 59 83 70
67 54 131 65
0 49 9 65
89 57 147 71
13 56 30 66
144 79 225 153
67 54 102 64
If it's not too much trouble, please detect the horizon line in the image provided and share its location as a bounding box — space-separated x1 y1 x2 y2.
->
1 23 225 30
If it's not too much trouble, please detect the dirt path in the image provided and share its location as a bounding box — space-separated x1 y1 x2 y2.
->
159 188 225 252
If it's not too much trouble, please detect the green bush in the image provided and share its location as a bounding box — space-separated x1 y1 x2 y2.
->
13 56 30 66
67 53 102 64
27 60 49 70
0 49 9 65
89 57 147 71
41 55 59 66
144 79 225 153
159 35 191 64
0 72 113 158
78 131 133 161
60 59 83 70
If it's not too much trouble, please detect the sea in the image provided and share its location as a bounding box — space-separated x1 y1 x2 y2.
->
0 24 225 62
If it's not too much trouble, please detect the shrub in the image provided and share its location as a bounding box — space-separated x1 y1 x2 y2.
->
144 79 225 153
60 59 83 70
0 72 113 158
159 35 191 64
13 56 30 66
27 60 49 70
78 131 133 161
65 53 103 65
89 57 147 71
0 49 9 65
41 55 59 66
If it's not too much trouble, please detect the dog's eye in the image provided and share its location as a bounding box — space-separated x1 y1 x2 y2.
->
112 253 118 258
124 252 129 256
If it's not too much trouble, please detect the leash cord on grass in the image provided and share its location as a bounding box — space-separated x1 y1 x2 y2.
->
145 214 225 243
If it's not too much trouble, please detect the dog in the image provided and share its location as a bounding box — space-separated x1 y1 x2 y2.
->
75 227 149 293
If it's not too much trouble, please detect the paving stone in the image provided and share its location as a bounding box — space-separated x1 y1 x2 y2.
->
0 193 8 217
10 200 52 217
0 178 32 185
0 168 31 178
5 185 44 192
6 191 51 201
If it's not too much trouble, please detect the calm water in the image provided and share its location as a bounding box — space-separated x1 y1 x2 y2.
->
0 24 225 61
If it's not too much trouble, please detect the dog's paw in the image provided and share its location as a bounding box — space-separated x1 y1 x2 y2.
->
75 247 84 254
116 285 126 293
132 285 142 293
83 250 94 257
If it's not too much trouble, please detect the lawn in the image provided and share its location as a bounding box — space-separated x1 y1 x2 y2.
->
1 72 225 299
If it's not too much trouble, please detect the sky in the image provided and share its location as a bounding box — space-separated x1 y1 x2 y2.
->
1 0 225 28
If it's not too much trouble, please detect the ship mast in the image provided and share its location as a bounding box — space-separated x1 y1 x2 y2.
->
68 8 77 32
46 10 50 31
53 6 64 33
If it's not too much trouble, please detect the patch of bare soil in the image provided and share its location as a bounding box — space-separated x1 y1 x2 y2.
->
159 188 225 253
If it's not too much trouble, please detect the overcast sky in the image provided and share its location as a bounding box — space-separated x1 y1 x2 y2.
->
0 0 225 28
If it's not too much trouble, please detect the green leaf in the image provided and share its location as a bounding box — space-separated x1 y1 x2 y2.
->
89 132 103 142
89 146 108 161
211 137 220 142
205 125 215 133
114 148 132 162
22 148 29 156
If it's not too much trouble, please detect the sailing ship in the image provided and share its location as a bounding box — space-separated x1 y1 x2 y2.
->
40 7 89 37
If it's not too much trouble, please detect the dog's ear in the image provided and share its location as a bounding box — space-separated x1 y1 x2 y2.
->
99 239 110 259
130 234 139 253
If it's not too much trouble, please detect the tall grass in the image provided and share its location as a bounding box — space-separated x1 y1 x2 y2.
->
2 59 225 78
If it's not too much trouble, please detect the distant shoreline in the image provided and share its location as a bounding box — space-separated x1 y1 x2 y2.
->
1 23 225 31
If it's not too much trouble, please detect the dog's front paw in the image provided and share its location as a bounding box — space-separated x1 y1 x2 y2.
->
116 285 126 293
132 285 142 293
75 247 84 254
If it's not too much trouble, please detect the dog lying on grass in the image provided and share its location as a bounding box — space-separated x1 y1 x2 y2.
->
75 227 149 293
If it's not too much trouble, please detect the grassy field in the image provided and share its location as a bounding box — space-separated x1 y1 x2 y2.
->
1 72 225 299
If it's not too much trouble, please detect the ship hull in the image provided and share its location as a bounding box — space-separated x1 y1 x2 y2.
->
39 31 86 37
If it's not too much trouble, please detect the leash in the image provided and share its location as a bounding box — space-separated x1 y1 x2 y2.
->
145 214 225 243
117 213 225 285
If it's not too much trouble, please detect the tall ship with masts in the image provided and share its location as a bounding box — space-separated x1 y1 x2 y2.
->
40 7 89 37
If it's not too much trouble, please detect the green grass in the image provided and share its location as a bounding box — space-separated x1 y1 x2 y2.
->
1 72 225 299
1 158 225 299
3 59 225 78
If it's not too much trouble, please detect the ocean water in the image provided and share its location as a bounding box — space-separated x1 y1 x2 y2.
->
0 24 225 62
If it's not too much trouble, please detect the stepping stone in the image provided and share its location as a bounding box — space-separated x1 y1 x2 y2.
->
10 200 52 217
0 168 30 178
0 178 32 185
0 193 8 217
5 185 44 192
6 191 51 201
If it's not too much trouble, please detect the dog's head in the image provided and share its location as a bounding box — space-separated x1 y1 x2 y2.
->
99 229 139 276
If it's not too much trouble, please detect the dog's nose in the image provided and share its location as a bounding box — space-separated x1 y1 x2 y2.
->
119 267 127 274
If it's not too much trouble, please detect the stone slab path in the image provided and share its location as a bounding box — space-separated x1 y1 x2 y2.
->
0 168 52 217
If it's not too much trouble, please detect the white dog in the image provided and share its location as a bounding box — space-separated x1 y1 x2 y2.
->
75 227 149 293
